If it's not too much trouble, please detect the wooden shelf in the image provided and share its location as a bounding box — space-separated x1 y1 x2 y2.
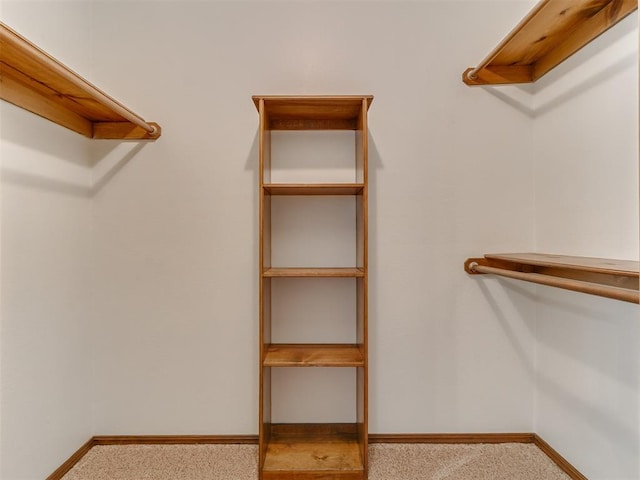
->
465 253 639 303
463 0 637 85
263 268 365 278
263 424 364 480
264 184 365 196
252 95 373 130
264 344 364 367
0 22 161 140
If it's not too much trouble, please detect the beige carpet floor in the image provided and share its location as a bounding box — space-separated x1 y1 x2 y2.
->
62 443 572 480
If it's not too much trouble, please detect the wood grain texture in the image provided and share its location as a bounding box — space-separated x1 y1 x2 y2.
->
0 21 160 139
252 96 373 131
464 0 637 85
465 253 639 303
263 184 364 196
356 98 369 474
263 344 364 367
256 95 372 480
484 253 639 276
368 433 535 444
264 424 363 480
92 435 259 445
258 98 271 475
1 65 93 136
92 122 161 140
263 268 365 278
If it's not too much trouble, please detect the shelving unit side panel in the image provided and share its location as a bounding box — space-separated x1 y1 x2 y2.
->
356 195 364 270
261 193 272 269
356 277 368 469
259 97 272 476
355 130 364 184
357 366 367 473
259 99 272 185
356 98 368 473
260 366 272 473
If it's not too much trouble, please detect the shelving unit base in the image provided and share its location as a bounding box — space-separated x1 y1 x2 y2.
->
262 424 364 480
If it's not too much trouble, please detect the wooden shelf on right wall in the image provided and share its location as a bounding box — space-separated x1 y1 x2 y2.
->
463 0 637 85
465 253 639 303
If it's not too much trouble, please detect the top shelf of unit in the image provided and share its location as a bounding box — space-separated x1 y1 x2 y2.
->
252 95 373 130
0 22 161 140
263 183 364 195
463 0 637 85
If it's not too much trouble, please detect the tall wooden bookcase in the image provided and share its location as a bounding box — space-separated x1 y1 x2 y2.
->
253 95 373 480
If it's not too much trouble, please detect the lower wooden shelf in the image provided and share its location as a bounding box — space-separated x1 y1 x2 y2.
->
263 424 364 480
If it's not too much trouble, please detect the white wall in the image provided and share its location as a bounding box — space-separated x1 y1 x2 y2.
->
88 0 537 435
0 2 95 479
531 13 639 480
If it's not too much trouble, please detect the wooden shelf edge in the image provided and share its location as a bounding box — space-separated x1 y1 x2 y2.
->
263 423 364 479
263 268 365 278
264 183 365 195
465 253 639 304
252 95 373 130
252 95 374 110
263 344 365 367
463 0 638 86
0 22 161 140
93 122 162 140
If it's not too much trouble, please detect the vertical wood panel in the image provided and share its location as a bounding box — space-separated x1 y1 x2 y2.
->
258 97 271 477
357 98 368 472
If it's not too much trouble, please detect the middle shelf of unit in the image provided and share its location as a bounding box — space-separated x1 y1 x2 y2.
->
263 267 365 278
263 344 365 367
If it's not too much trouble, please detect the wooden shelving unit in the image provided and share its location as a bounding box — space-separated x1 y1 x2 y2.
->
0 22 160 140
465 253 639 303
463 0 637 85
254 95 372 480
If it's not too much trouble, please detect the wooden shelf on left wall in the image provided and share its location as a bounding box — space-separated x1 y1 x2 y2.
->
0 22 161 140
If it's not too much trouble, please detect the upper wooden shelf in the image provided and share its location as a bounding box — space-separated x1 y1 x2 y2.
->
252 95 373 130
0 22 161 140
263 184 365 196
465 253 639 303
463 0 637 85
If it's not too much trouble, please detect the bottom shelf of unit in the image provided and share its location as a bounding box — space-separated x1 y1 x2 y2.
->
262 423 364 480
